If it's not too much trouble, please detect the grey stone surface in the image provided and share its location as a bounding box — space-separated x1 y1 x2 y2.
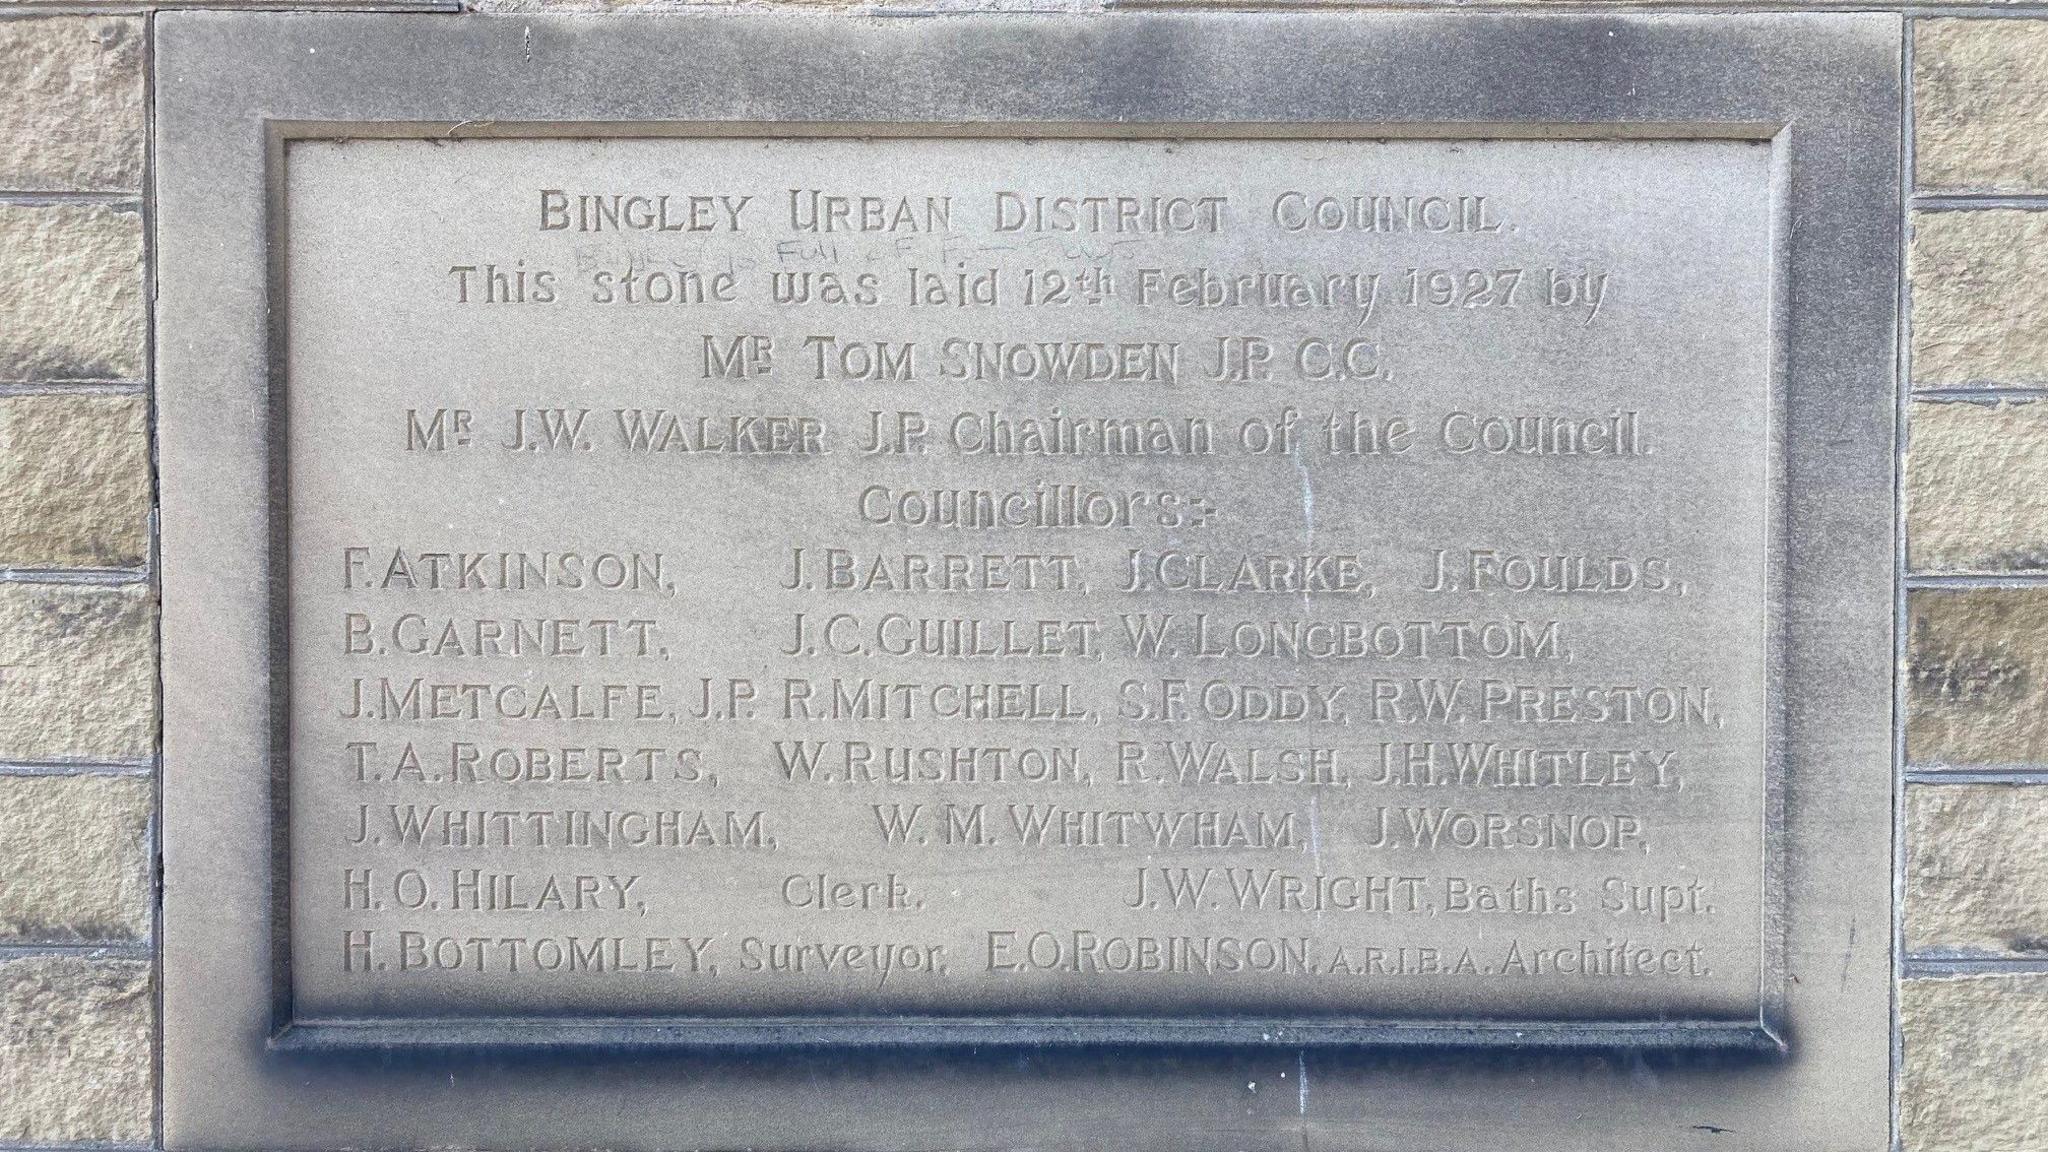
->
156 11 1899 1151
285 134 1773 1030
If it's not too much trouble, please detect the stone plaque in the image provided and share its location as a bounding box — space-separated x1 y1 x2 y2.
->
287 135 1773 1034
159 12 1898 1150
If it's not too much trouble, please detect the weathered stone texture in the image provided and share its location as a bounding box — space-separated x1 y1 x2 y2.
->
1903 974 2048 1152
1910 399 2048 572
1908 784 2048 956
0 202 144 382
1912 210 2048 389
0 585 153 763
0 395 150 569
0 775 150 942
0 955 151 1144
1917 20 2048 195
1907 588 2048 766
0 16 145 193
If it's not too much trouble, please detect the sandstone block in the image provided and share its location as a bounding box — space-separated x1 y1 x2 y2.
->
0 955 151 1144
1907 588 2048 765
0 202 144 383
0 584 153 763
1912 210 2048 389
0 395 150 569
0 17 144 193
1907 783 2048 955
1909 399 2048 572
1903 974 2048 1152
0 774 150 943
1917 20 2048 194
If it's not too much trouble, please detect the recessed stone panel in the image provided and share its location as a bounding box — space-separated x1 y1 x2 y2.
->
284 134 1775 1029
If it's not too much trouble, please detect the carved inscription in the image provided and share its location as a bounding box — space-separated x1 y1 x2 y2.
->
285 137 1773 1022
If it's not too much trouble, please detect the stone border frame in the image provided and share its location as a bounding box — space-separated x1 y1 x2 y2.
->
155 11 1899 1150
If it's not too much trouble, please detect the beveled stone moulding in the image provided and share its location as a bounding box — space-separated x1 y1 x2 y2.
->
157 11 1900 1151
